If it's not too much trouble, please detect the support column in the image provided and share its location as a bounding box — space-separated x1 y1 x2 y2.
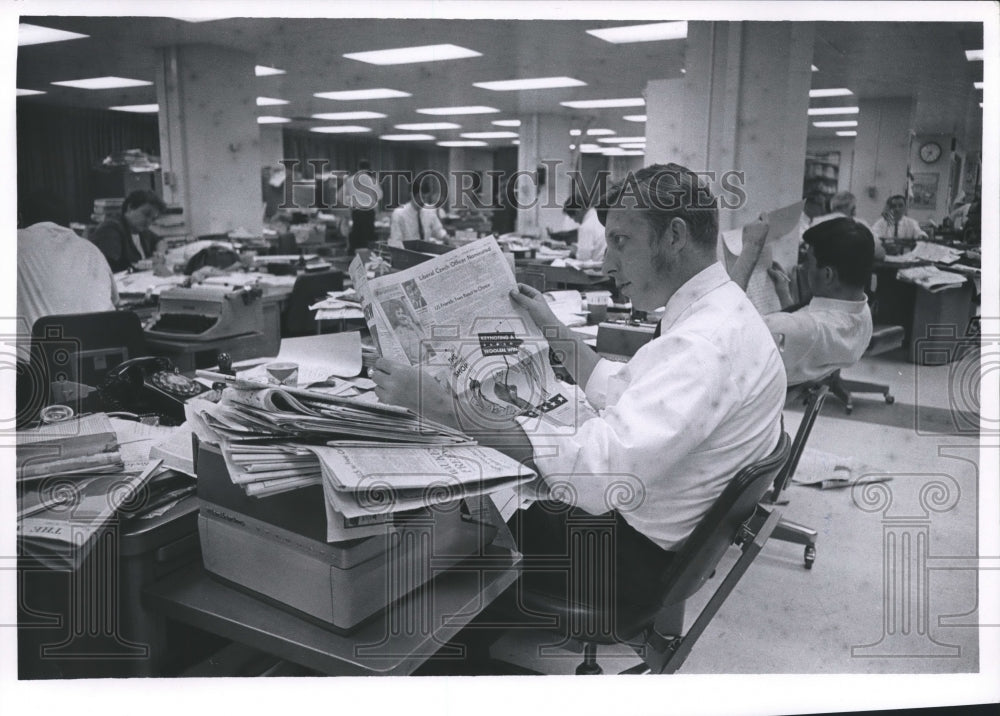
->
516 114 575 236
156 45 264 237
645 22 814 230
850 98 916 223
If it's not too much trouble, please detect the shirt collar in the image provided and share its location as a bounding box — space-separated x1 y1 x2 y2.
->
807 296 869 313
659 261 730 333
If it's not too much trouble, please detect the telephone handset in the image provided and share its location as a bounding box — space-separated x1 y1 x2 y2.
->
100 356 208 424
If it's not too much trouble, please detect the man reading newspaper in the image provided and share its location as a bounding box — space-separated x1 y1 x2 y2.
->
371 164 785 651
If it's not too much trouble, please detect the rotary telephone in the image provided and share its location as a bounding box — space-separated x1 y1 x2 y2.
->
100 356 208 424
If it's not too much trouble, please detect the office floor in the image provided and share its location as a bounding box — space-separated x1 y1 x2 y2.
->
486 346 988 675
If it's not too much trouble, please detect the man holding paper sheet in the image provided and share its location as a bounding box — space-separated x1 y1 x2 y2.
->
735 216 875 386
372 163 785 613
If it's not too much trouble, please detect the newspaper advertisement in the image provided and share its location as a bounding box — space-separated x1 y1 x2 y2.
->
349 238 576 431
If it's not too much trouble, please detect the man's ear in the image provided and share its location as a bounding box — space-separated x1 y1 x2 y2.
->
667 216 689 249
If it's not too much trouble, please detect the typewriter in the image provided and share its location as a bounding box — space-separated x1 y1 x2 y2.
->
145 285 263 342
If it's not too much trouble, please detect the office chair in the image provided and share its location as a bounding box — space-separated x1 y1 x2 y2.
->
764 378 833 569
826 324 904 414
24 310 147 423
507 432 790 675
281 270 346 337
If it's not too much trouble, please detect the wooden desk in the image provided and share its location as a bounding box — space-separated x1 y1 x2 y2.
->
145 547 521 676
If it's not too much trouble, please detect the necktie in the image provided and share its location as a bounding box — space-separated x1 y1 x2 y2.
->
417 208 425 241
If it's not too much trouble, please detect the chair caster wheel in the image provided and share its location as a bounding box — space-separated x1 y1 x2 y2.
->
885 395 895 405
804 545 816 569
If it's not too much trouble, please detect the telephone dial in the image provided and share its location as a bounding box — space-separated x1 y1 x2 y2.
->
100 356 208 424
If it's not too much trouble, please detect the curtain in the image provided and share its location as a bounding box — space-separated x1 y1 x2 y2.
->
17 104 160 225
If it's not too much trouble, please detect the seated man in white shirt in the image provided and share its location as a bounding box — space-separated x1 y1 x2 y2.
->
566 194 606 264
372 163 786 619
870 194 928 251
16 190 119 361
388 174 448 248
736 216 875 386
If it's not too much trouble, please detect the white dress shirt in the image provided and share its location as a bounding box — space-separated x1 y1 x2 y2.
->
763 296 873 386
17 222 119 360
575 207 606 263
870 215 927 240
519 262 786 551
388 202 446 247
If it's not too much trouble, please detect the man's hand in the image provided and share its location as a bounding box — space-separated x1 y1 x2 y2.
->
371 358 459 429
509 283 562 330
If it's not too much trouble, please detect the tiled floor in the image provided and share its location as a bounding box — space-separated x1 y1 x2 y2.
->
486 346 989 675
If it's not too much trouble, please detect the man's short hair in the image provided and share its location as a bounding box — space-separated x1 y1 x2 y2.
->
803 217 874 289
829 191 856 215
597 163 719 249
122 189 167 214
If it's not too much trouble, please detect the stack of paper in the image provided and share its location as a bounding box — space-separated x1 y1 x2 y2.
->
16 413 123 481
896 265 968 293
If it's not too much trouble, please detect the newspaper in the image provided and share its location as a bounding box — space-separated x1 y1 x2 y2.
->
349 237 575 429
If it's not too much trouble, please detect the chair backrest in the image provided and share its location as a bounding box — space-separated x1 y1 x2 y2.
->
282 270 346 337
769 379 832 498
659 431 791 607
26 310 147 419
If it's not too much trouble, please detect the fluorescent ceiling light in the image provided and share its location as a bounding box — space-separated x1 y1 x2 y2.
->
586 21 687 44
255 65 286 76
258 116 291 124
623 114 647 122
974 81 984 90
18 23 88 46
473 76 585 91
310 126 371 133
109 104 159 113
811 64 819 72
492 119 521 127
313 111 387 120
460 131 519 139
437 141 488 147
51 76 152 90
560 98 645 109
570 129 582 136
966 49 984 61
587 128 615 135
395 122 461 130
619 143 646 149
380 134 436 141
417 106 499 115
835 131 857 137
813 120 858 128
807 106 860 116
256 97 289 106
809 88 852 98
597 136 646 143
17 88 46 96
315 88 411 101
344 44 481 66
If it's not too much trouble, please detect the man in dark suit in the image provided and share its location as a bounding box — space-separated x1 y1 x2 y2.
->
92 189 167 272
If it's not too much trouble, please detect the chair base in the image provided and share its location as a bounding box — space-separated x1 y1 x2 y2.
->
771 518 818 569
829 374 895 415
